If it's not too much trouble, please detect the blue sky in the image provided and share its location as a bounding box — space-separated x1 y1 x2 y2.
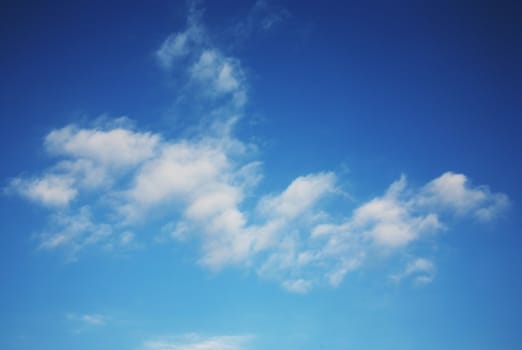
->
1 1 521 349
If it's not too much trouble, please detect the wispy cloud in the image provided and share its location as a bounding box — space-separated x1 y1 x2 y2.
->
417 172 510 221
233 0 291 39
9 175 77 207
67 313 108 328
10 128 505 290
390 258 436 285
155 2 205 70
80 314 107 326
155 1 247 118
143 333 253 350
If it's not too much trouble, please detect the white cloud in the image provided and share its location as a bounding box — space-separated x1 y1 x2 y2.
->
111 128 258 270
233 0 290 39
67 313 108 327
155 2 204 69
55 159 108 189
310 176 443 255
282 279 313 294
351 176 442 247
190 49 246 104
143 334 252 350
156 32 191 67
45 125 160 168
9 174 77 206
258 172 337 220
312 172 508 254
80 314 107 326
8 125 160 208
124 142 230 207
390 258 436 285
417 171 510 221
6 5 510 292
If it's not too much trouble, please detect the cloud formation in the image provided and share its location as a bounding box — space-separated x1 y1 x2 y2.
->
6 1 510 292
143 334 252 350
7 118 509 291
390 258 436 285
155 3 205 69
233 0 291 39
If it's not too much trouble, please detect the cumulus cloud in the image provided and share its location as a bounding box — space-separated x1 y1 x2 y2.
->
312 172 507 251
350 175 443 247
304 173 507 288
390 258 436 285
8 125 160 207
5 2 510 293
45 125 160 167
9 174 77 207
417 171 510 221
143 334 252 350
258 172 337 220
7 120 510 291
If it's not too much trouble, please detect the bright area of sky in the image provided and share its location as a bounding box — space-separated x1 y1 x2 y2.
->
0 1 521 349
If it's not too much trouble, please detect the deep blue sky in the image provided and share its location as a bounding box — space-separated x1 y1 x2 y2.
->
1 1 521 349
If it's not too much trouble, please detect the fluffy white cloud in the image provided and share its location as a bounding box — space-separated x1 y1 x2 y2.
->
155 1 248 114
8 125 160 207
351 176 443 247
45 125 160 167
156 32 191 67
258 172 337 220
154 0 248 115
304 172 508 289
143 334 252 350
125 142 230 207
233 0 290 39
312 172 507 253
8 125 510 291
38 206 112 256
418 171 510 221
